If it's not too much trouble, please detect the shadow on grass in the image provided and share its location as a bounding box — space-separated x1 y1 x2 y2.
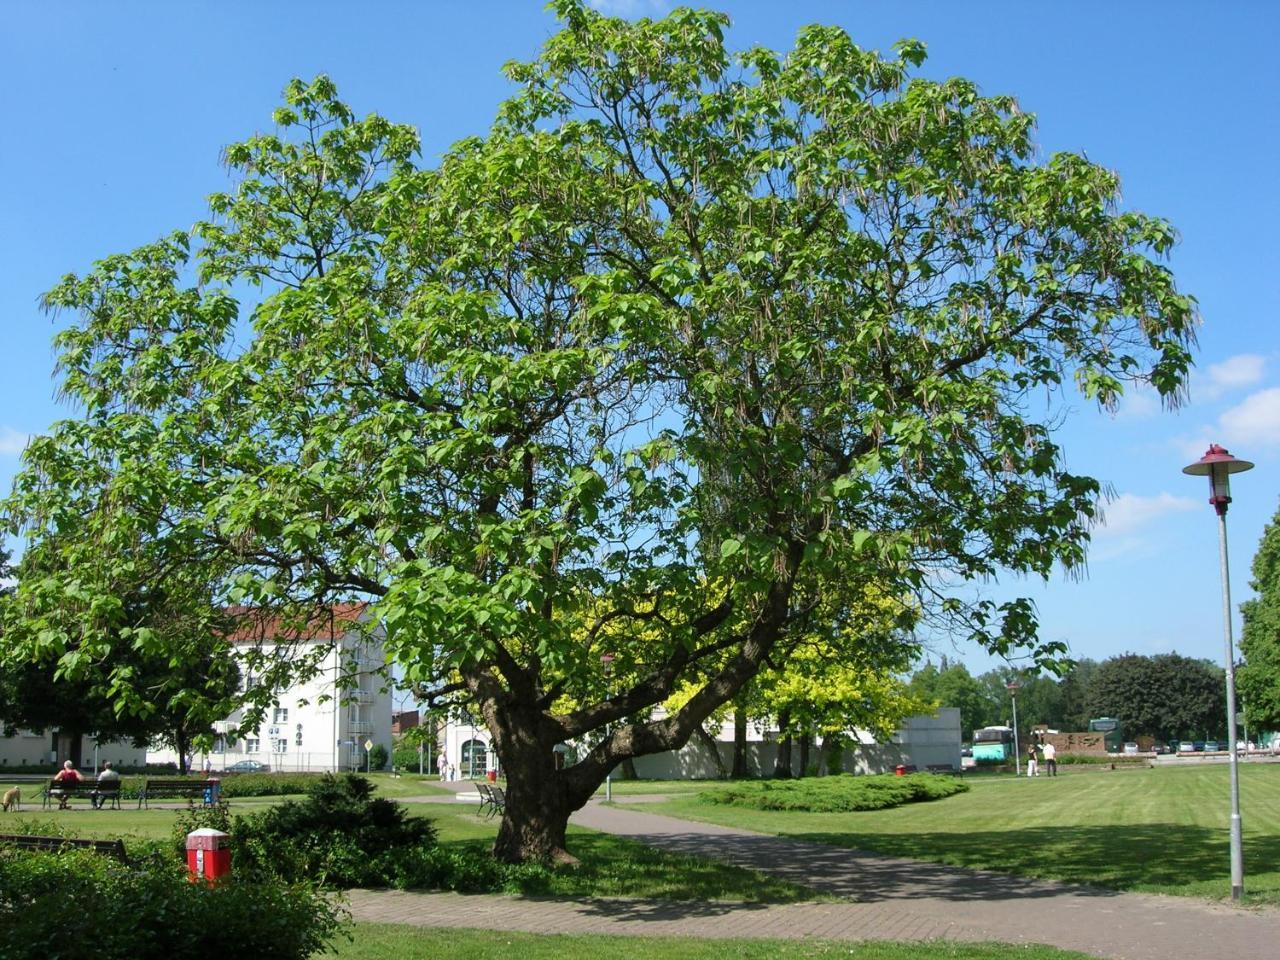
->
601 823 1280 902
782 824 1280 897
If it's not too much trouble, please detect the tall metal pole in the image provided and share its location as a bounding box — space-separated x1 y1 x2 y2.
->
1217 508 1245 901
1012 694 1021 777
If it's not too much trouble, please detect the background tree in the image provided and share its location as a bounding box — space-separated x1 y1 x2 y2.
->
1238 499 1280 733
2 3 1196 863
1056 657 1100 732
1087 653 1225 743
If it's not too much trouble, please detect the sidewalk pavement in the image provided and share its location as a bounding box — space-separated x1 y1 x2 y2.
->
348 787 1280 959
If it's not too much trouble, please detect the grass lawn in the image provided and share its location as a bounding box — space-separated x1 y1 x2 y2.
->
328 927 1095 959
405 799 819 901
649 763 1280 905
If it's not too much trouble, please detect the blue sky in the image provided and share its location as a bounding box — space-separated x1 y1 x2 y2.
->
2 1 1277 676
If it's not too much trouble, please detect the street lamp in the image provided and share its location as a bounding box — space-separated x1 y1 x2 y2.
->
601 653 615 802
1006 681 1021 777
1183 442 1254 901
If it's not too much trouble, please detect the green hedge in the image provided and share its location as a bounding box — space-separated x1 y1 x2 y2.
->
215 772 325 797
0 848 345 960
699 773 968 812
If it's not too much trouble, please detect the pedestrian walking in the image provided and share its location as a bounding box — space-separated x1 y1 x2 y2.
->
1026 742 1039 777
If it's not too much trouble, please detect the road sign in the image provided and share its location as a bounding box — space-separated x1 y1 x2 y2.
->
364 739 374 752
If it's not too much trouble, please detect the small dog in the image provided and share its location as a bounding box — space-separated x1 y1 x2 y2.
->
1 787 20 812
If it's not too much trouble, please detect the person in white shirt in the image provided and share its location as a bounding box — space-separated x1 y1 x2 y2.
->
1042 741 1058 777
92 761 121 809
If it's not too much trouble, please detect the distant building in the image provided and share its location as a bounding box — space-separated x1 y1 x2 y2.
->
391 710 420 736
147 604 392 772
0 725 146 772
435 707 962 780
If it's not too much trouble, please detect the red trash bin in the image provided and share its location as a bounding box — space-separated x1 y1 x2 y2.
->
186 828 232 884
486 770 497 783
894 764 906 776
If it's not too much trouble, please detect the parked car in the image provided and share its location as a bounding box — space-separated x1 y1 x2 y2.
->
1203 741 1220 752
224 759 271 774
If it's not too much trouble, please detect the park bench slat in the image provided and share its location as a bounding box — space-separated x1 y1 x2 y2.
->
137 778 221 809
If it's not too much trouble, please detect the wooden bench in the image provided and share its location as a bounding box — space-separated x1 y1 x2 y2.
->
0 834 128 862
41 779 122 810
137 779 221 809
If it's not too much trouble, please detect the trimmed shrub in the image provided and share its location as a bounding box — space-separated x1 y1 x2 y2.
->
368 743 389 771
0 848 345 960
699 773 968 812
216 772 324 797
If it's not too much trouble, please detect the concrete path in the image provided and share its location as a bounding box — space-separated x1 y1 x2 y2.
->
348 785 1280 959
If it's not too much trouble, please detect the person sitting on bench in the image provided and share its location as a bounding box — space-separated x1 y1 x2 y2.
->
92 761 120 809
51 761 83 809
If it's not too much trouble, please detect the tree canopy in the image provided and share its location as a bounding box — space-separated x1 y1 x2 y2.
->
1086 653 1224 743
1238 499 1280 733
1 2 1196 861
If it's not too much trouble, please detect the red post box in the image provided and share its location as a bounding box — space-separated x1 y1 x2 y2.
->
186 828 231 883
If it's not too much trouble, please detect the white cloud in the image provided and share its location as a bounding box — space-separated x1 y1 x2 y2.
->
1094 492 1199 538
0 426 31 456
1112 387 1160 421
1192 353 1266 402
1208 354 1266 391
1219 387 1280 449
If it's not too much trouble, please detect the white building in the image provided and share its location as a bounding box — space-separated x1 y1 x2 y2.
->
435 707 962 780
148 604 393 773
0 725 146 773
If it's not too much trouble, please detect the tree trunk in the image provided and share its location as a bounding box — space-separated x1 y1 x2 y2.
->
620 757 639 780
798 732 811 779
492 740 577 865
694 722 728 779
773 710 793 778
731 706 749 778
174 727 190 775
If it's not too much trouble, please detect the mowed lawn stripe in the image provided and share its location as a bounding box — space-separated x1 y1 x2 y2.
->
649 764 1280 904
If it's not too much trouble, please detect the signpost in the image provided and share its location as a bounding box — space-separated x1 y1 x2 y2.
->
364 738 374 774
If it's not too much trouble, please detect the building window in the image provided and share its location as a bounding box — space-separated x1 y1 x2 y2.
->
275 739 288 753
244 738 260 754
273 707 289 723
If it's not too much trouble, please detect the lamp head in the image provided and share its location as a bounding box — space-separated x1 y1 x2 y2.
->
1183 444 1253 515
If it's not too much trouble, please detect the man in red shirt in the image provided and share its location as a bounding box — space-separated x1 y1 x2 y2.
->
51 760 83 809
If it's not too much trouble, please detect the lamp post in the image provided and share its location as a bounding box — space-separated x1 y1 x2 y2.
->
601 653 615 802
1183 442 1253 901
1007 681 1021 777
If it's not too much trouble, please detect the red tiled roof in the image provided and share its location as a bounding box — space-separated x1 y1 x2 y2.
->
224 603 368 643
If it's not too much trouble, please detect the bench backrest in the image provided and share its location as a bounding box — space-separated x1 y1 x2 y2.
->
144 779 216 791
0 834 128 861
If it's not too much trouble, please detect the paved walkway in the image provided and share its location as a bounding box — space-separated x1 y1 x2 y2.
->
349 785 1280 959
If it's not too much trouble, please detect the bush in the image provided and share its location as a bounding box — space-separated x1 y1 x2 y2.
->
699 773 968 812
217 772 324 797
0 848 345 960
392 745 423 771
233 773 437 888
368 743 389 771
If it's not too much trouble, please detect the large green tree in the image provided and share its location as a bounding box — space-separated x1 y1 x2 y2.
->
1238 499 1280 733
2 3 1195 862
1087 653 1225 743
